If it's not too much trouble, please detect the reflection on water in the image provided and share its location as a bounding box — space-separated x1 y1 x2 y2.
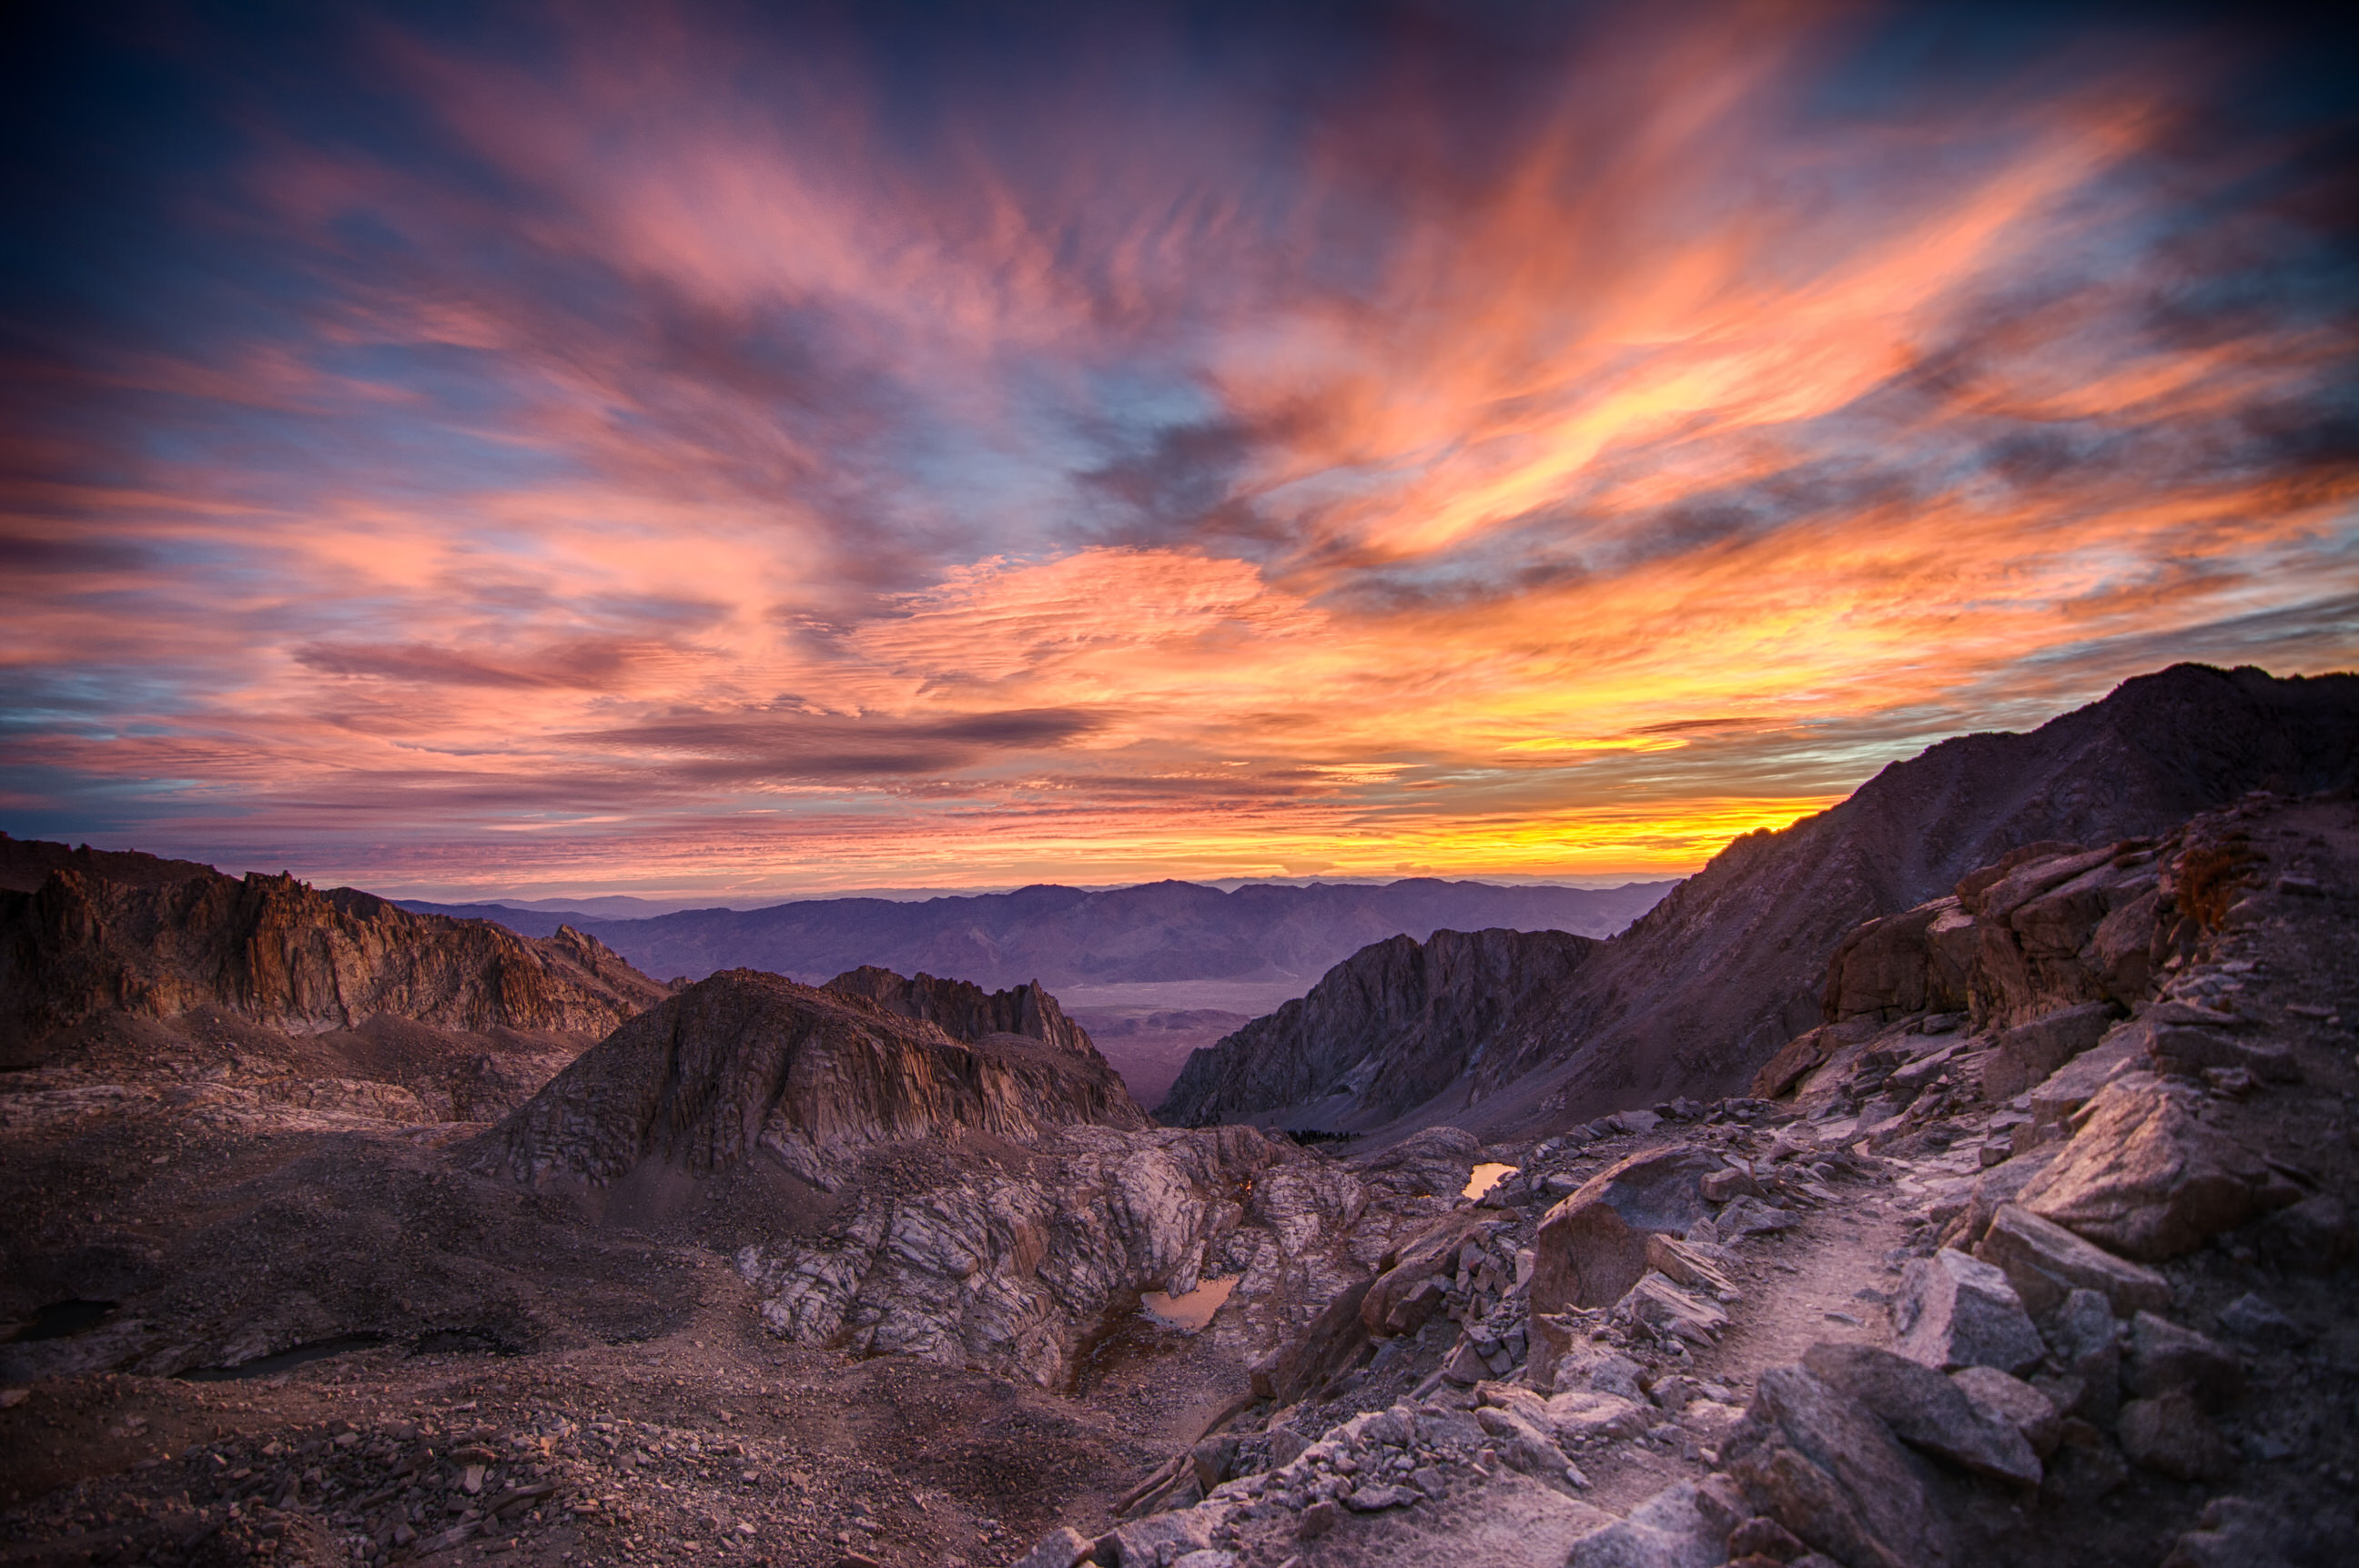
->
1463 1162 1516 1199
1139 1276 1238 1331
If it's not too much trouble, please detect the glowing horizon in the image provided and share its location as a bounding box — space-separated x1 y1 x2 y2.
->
3 4 2354 904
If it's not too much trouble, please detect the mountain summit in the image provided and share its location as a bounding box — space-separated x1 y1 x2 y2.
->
1161 663 2359 1136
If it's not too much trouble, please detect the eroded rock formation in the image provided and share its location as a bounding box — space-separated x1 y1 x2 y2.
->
485 968 1145 1189
0 837 669 1057
821 964 1098 1056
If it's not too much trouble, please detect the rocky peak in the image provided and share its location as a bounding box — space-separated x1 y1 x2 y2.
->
484 967 1146 1190
1156 664 2359 1136
0 832 219 893
820 964 1095 1056
1158 927 1598 1128
0 841 671 1057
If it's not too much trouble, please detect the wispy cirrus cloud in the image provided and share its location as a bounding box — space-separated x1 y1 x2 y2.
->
0 2 2352 899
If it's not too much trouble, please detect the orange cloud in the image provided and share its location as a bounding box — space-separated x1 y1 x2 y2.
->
1 4 2352 900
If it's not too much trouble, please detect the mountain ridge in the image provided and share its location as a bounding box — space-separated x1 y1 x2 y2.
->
394 875 1675 990
1160 663 2359 1138
0 836 673 1060
1159 926 1599 1128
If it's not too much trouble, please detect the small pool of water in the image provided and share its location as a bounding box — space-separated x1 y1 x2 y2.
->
1139 1277 1237 1331
6 1300 117 1343
1463 1162 1517 1200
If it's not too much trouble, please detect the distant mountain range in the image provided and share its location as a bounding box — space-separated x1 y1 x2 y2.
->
394 877 1676 991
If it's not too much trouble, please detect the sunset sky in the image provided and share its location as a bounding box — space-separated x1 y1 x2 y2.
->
3 2 2354 903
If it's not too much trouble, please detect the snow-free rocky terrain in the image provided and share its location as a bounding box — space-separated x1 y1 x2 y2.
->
3 668 2356 1568
1159 664 2359 1137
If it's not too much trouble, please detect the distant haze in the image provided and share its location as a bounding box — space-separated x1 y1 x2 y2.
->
398 877 1676 995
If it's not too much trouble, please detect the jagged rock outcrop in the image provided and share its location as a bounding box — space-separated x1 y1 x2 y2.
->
0 838 670 1058
1820 895 1979 1023
1158 927 1597 1128
821 965 1096 1056
734 1121 1370 1389
480 968 1425 1386
1162 664 2359 1137
1514 665 2359 1125
485 968 1144 1189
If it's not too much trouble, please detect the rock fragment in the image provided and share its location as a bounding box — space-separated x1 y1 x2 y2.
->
2161 1496 2302 1568
1613 1273 1728 1347
1714 1196 1798 1239
1948 1365 2061 1459
1009 1526 1091 1568
1800 1343 2040 1486
1532 1147 1721 1310
1892 1249 2043 1376
1474 1404 1571 1479
1721 1364 1957 1568
2247 1193 2355 1272
1981 1003 2119 1101
1109 1508 1215 1566
2124 1312 2243 1407
1543 1387 1652 1443
1362 1209 1499 1337
2039 1419 2129 1505
1726 1516 1809 1561
1972 1203 2170 1317
2117 1390 2235 1482
2017 1076 2278 1260
2039 1289 2122 1426
2214 1292 2306 1348
1566 1479 1746 1568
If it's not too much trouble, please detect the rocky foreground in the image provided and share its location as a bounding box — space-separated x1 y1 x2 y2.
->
1000 787 2359 1568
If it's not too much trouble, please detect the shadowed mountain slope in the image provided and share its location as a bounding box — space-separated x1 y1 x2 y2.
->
398 876 1674 990
1165 663 2359 1138
483 967 1145 1190
1158 927 1598 1128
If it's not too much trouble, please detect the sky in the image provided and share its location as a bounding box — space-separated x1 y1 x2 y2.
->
2 1 2354 904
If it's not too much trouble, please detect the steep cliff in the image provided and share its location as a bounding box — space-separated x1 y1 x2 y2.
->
1158 927 1598 1128
0 841 671 1059
1493 663 2359 1124
484 968 1146 1189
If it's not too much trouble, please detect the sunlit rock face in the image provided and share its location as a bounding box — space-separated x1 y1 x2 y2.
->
0 836 670 1057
